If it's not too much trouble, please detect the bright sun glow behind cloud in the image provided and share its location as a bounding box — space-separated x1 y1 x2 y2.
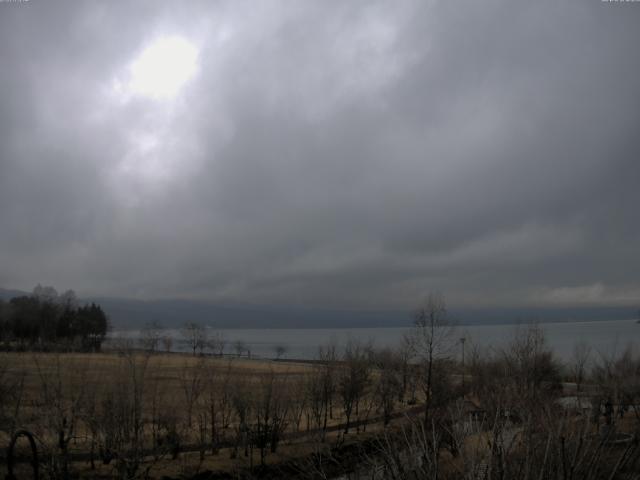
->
105 36 201 200
127 36 199 100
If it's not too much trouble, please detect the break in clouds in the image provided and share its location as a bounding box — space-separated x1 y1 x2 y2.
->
0 0 639 310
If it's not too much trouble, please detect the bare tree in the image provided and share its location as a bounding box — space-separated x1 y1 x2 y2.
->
289 374 308 433
338 339 371 434
506 324 561 403
179 358 206 429
373 348 401 426
32 283 59 302
305 367 327 439
139 320 163 353
317 341 337 437
592 345 640 426
571 340 592 393
410 293 455 425
32 353 88 479
233 339 247 357
230 377 252 460
274 344 288 359
207 330 226 356
0 354 25 435
396 335 414 403
94 350 154 478
182 322 207 356
218 360 235 433
250 369 292 465
202 360 233 455
161 334 173 353
58 289 78 310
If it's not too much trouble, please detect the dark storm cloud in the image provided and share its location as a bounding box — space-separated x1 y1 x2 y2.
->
1 0 639 309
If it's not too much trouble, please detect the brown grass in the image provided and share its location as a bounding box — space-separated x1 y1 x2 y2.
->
0 351 410 479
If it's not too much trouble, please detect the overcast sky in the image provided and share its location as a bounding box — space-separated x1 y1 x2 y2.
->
0 0 639 310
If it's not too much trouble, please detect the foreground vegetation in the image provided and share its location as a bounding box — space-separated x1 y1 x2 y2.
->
1 294 639 479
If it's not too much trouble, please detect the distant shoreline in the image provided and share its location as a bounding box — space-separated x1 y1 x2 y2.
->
110 317 639 332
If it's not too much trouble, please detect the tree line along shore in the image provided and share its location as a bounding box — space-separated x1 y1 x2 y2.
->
0 285 108 352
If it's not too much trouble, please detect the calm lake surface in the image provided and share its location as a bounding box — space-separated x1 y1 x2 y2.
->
111 318 640 362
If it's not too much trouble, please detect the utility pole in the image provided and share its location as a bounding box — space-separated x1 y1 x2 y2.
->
460 337 466 395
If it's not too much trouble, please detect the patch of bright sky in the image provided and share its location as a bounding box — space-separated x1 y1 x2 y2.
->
105 34 202 203
123 35 199 100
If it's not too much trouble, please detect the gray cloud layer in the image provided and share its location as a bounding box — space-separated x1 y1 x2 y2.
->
1 0 639 309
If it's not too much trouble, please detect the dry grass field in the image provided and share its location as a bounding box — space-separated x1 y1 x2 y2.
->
0 350 413 479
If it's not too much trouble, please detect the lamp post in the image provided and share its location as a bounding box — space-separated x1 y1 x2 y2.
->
460 337 466 395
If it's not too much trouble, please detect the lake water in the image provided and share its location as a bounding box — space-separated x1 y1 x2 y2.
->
110 318 640 363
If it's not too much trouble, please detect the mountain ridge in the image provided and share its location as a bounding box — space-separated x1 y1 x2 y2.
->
1 287 636 329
